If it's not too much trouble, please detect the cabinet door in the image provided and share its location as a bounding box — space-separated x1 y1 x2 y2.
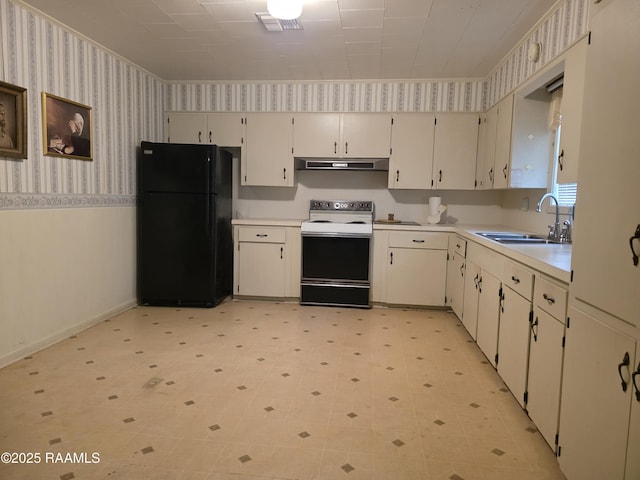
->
446 250 465 319
166 112 207 143
243 113 294 187
496 287 531 408
558 306 635 480
462 258 481 339
432 113 479 190
206 113 244 147
476 270 501 366
293 113 340 157
341 114 391 158
388 113 435 189
556 36 588 184
571 0 640 328
482 105 498 188
492 95 513 189
475 113 489 189
387 248 447 306
527 307 565 451
237 242 286 297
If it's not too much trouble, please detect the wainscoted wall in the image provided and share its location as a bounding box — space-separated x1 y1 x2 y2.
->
0 0 163 366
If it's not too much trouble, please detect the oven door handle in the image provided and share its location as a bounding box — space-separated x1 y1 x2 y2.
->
301 231 371 238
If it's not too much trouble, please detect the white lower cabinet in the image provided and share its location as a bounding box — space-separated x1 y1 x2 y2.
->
558 305 639 480
446 238 466 318
384 231 448 306
476 269 502 367
461 258 481 339
233 225 300 298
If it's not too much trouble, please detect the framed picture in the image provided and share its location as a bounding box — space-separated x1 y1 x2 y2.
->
0 80 28 160
42 92 92 161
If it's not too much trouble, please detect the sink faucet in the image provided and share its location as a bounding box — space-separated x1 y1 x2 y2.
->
536 193 564 242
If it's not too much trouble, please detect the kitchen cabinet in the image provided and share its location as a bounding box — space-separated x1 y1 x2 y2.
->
432 113 480 190
292 113 392 159
166 112 244 146
570 0 640 334
385 231 448 306
491 94 514 189
556 36 588 184
461 257 481 339
558 306 639 480
497 261 534 408
446 236 466 318
480 105 498 188
242 113 294 187
475 111 490 189
527 275 568 452
388 113 435 189
233 225 300 298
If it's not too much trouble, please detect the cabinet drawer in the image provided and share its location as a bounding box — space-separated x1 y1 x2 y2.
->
388 231 449 250
238 226 286 243
452 236 467 257
503 260 534 300
534 276 568 321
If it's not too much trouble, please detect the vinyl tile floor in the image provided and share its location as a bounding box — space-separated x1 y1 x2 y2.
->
0 300 567 480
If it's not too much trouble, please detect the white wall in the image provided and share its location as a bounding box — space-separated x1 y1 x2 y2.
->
0 207 136 367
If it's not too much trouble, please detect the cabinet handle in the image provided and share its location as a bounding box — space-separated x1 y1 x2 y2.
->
489 168 494 182
473 273 479 290
256 234 268 238
396 170 400 182
542 293 555 305
629 224 640 267
500 289 505 313
478 275 482 293
334 141 337 155
558 148 564 171
209 131 212 143
459 263 464 277
439 170 443 182
390 252 393 265
618 352 631 393
283 168 287 180
412 239 425 243
502 164 508 179
198 131 202 143
530 316 539 342
345 142 348 154
280 247 283 259
632 362 640 402
511 275 520 284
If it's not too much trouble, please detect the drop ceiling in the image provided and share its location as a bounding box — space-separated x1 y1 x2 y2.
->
18 0 559 81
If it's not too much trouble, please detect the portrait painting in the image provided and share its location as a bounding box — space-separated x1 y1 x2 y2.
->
42 92 92 161
0 80 28 160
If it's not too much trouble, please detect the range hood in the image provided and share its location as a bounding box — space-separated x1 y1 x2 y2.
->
295 157 389 171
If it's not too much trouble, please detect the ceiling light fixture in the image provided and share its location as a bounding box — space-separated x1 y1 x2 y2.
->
267 0 303 20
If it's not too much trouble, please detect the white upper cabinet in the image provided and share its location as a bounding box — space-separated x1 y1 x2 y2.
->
166 112 244 146
242 113 294 187
432 113 480 190
388 113 435 189
556 36 588 184
292 113 341 157
293 113 391 159
492 94 514 189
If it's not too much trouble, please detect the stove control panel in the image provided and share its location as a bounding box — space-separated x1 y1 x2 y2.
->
309 200 373 212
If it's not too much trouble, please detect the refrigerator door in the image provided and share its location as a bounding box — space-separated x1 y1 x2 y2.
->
139 141 216 194
137 192 217 306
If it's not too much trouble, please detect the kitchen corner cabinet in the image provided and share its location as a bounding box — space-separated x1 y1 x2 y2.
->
292 113 391 159
233 225 300 298
385 231 448 306
243 113 294 187
166 112 244 146
556 36 588 184
388 113 435 189
432 113 480 190
558 306 639 480
446 236 466 318
491 94 514 189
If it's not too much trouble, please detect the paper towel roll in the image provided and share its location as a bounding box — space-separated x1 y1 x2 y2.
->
428 196 441 216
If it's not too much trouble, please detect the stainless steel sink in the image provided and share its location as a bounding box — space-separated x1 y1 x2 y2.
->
476 232 561 245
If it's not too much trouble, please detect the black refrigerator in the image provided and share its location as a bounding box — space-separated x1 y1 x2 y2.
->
137 141 233 307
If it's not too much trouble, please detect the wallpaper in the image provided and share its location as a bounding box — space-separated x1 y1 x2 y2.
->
0 0 589 208
0 0 164 206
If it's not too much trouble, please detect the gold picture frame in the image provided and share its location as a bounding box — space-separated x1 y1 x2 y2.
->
0 80 28 160
42 92 93 161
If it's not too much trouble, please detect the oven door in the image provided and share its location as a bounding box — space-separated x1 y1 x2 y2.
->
300 233 371 308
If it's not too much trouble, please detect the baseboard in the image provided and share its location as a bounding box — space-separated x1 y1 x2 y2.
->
0 298 137 369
